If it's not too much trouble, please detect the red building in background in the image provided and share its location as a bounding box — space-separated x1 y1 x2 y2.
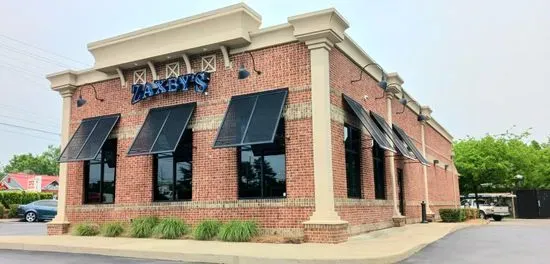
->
0 173 59 194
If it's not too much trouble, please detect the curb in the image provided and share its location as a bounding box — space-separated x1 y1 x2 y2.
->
0 224 479 264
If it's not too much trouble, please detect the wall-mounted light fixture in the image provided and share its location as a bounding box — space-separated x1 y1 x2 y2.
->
77 84 104 108
444 164 449 171
396 92 414 114
433 159 440 165
238 51 261 79
350 63 387 90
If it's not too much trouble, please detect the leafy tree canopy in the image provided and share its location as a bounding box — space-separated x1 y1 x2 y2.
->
0 145 60 177
455 129 550 194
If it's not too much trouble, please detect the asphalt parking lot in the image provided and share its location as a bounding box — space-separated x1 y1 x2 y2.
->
401 219 550 263
0 249 191 264
0 220 47 236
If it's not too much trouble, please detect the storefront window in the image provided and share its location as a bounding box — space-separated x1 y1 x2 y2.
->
84 139 117 204
153 129 192 201
373 141 386 199
344 124 362 198
238 120 286 199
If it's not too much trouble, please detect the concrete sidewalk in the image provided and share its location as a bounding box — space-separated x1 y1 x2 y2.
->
0 221 485 264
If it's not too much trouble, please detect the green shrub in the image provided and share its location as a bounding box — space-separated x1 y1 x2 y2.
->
39 193 54 200
1 192 22 207
193 219 222 240
439 209 465 222
72 223 100 236
0 204 5 219
7 204 19 218
21 192 39 205
153 218 190 239
218 220 258 242
462 208 479 220
130 216 159 238
101 222 125 237
0 191 51 208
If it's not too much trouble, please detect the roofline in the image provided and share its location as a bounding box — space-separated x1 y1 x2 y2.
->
46 4 453 142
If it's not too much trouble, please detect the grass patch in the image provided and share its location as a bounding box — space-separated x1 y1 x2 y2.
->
153 218 190 239
130 216 159 238
193 219 222 240
72 223 100 236
218 220 258 242
101 222 125 237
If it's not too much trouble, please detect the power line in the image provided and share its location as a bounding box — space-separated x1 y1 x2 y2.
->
0 114 60 129
0 41 73 69
0 103 61 124
0 127 59 142
0 34 89 67
0 60 48 80
0 122 60 136
0 64 49 87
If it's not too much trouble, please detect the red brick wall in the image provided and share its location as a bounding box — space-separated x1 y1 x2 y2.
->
329 47 457 229
63 40 458 237
65 42 315 231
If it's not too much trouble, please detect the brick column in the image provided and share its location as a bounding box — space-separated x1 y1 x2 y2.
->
47 85 75 235
420 105 435 219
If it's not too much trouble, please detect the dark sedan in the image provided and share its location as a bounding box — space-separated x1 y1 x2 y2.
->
17 200 57 222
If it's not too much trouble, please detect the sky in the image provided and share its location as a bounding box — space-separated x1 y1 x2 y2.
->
0 0 549 166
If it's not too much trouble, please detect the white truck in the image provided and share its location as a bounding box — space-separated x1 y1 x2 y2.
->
461 198 510 221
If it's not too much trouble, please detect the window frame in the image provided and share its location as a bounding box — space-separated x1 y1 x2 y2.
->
83 139 117 204
236 119 286 200
344 123 362 199
152 129 193 202
372 141 386 200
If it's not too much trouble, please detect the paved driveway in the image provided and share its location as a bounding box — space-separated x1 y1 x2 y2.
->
0 249 194 264
0 220 46 236
402 219 550 263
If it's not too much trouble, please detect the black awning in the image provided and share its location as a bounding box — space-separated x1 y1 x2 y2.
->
59 114 120 162
342 94 395 152
128 102 195 156
370 112 417 161
392 124 430 165
213 88 288 148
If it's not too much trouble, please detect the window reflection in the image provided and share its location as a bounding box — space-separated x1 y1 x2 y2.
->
344 124 361 198
238 119 286 199
154 129 192 201
85 139 117 204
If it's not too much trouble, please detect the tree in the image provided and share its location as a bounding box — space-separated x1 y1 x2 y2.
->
454 130 550 195
1 145 60 176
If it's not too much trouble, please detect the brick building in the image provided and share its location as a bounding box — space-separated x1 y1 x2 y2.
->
46 4 459 243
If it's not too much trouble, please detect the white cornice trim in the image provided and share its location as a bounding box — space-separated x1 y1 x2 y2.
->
87 3 261 50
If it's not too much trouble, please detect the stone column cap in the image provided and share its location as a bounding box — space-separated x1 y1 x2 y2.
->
420 105 433 120
289 8 349 45
385 72 403 96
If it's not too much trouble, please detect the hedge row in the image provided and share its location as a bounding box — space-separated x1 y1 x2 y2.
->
439 208 480 222
0 191 54 208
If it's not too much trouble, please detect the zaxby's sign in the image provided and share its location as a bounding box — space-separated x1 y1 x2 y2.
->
131 71 210 104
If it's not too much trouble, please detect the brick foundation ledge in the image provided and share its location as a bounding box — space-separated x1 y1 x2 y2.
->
392 216 407 227
303 221 349 243
47 222 70 235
